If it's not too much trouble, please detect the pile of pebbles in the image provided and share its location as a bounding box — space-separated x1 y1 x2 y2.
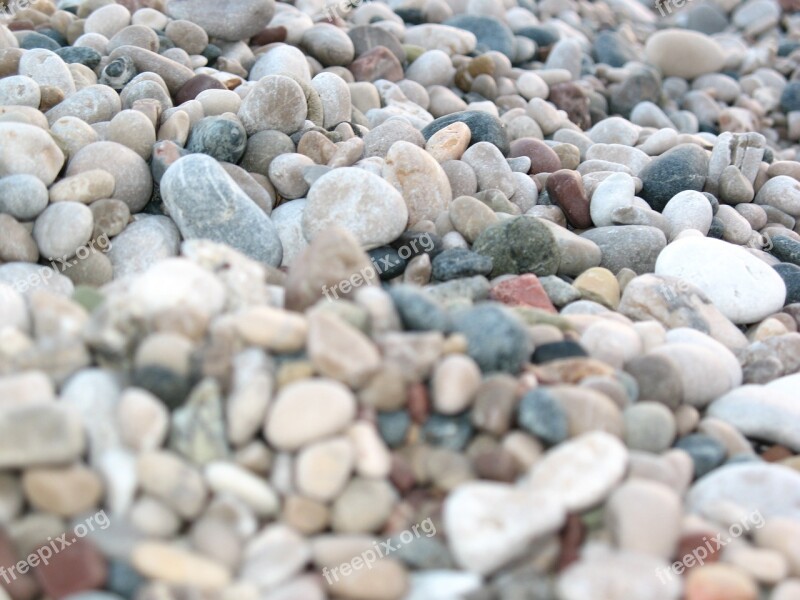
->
1 0 800 598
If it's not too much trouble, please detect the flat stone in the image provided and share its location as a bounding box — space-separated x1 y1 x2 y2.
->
384 140 452 224
655 237 786 324
443 481 565 575
0 404 85 468
166 0 275 41
265 379 356 451
473 216 561 277
687 462 800 521
707 383 800 451
581 225 666 274
525 431 628 511
238 75 307 136
131 541 231 589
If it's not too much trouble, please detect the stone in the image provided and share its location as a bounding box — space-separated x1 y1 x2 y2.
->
432 354 482 415
546 169 592 229
238 75 307 136
707 383 800 452
384 140 452 224
684 564 759 600
0 404 85 468
32 202 94 261
160 154 283 266
644 29 725 79
473 216 561 277
204 461 278 517
303 167 408 250
302 24 355 67
240 524 312 590
581 226 666 274
450 304 532 374
662 190 714 240
49 170 115 205
490 274 557 312
675 433 727 478
517 387 569 446
0 122 64 186
655 237 786 324
421 111 510 156
22 464 103 517
444 15 514 59
606 479 682 560
166 0 275 42
687 462 800 520
432 248 492 281
425 122 471 163
185 116 247 163
443 481 565 575
265 379 356 451
67 141 152 213
525 431 628 511
624 402 677 452
307 311 381 388
574 267 621 309
0 174 49 221
131 542 231 589
639 144 709 212
295 437 354 502
331 477 396 533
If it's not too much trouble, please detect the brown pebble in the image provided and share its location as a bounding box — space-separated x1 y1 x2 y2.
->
675 531 722 572
472 449 518 482
509 138 562 175
349 45 404 82
761 445 793 462
250 26 287 46
0 528 40 600
390 455 417 494
557 514 586 571
173 74 226 105
8 21 35 31
546 169 592 229
34 538 107 599
407 383 429 425
548 82 591 130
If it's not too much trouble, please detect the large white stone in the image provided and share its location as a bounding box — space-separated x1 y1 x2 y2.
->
443 481 565 575
525 431 628 511
655 237 786 324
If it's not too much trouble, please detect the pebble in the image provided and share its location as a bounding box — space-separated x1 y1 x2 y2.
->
661 190 713 240
443 481 565 575
581 225 666 274
645 29 725 79
303 167 408 250
525 431 628 511
688 462 800 520
238 75 307 136
384 140 452 224
655 237 787 324
166 0 275 42
517 388 569 446
450 304 532 374
131 541 231 589
161 154 283 266
0 174 49 221
473 216 561 277
624 402 677 453
265 379 356 451
0 405 84 468
422 110 510 156
0 122 64 186
638 144 709 212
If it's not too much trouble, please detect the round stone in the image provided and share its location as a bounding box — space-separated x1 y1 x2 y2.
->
67 142 152 213
623 402 677 453
265 379 356 451
473 216 561 277
450 304 532 374
0 122 65 186
32 202 94 261
166 0 276 42
0 174 49 221
186 116 247 163
302 167 408 250
237 75 307 136
517 388 569 446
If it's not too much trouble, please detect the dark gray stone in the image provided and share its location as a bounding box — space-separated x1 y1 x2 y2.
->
774 263 800 304
444 15 515 59
389 285 450 332
421 111 510 156
473 216 561 277
638 143 709 212
186 116 247 163
675 433 727 479
517 387 569 446
421 412 474 450
55 46 101 69
770 235 800 266
432 248 493 281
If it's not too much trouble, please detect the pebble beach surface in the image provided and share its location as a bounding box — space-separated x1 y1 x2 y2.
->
1 0 800 599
